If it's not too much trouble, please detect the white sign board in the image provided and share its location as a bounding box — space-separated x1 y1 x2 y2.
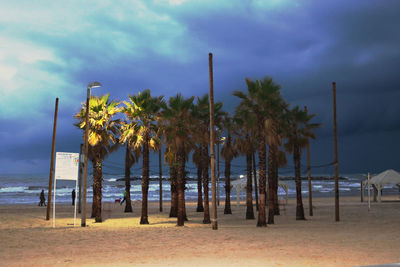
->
53 152 80 228
55 152 80 181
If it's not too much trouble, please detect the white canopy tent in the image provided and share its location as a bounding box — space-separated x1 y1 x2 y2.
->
361 169 400 202
231 173 288 206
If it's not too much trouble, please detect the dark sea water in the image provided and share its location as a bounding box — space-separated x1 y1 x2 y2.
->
1 172 399 205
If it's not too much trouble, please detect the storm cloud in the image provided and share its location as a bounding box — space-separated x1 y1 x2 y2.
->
0 0 399 174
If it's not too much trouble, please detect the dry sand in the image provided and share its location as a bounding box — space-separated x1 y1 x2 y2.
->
1 195 400 267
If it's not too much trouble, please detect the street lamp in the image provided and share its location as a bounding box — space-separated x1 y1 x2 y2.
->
81 81 102 227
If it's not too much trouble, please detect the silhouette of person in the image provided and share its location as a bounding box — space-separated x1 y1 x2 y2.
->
120 189 127 205
39 189 46 206
72 189 76 206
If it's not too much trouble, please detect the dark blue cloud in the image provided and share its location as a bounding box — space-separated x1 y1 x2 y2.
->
1 0 400 174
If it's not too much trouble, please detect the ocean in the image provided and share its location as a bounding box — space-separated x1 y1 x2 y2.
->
1 172 399 205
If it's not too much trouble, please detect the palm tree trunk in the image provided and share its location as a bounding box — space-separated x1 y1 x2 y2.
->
182 149 188 221
203 144 211 224
224 159 232 214
124 145 133 213
294 144 305 220
183 157 188 222
140 137 150 224
252 152 258 211
159 148 163 213
93 157 103 223
246 152 255 219
267 143 276 224
273 155 280 215
196 166 204 212
257 131 267 227
91 158 97 218
176 139 185 226
169 165 178 217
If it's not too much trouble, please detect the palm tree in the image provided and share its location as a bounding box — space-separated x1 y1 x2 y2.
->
265 98 287 223
156 139 163 213
123 144 134 212
123 142 141 212
164 145 178 217
160 94 195 226
74 94 121 223
233 77 282 227
193 95 211 223
284 106 321 220
120 121 142 213
191 101 205 213
220 115 238 214
120 89 164 224
192 144 204 212
233 108 257 219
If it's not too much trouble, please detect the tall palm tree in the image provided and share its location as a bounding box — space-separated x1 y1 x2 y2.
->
74 94 121 223
265 98 287 223
192 144 204 212
233 108 257 219
220 115 238 214
156 138 163 213
123 144 134 212
284 106 321 220
191 101 205 212
160 94 195 226
164 145 178 217
122 141 141 212
233 77 282 227
120 89 164 224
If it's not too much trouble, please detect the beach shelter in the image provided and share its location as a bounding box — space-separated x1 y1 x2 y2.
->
361 169 400 202
231 173 288 206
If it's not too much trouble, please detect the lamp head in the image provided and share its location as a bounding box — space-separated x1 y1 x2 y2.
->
87 81 102 89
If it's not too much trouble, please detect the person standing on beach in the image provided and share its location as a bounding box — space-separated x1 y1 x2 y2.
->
39 189 46 206
72 189 76 206
120 189 127 205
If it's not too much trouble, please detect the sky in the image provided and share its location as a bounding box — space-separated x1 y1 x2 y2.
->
0 0 399 175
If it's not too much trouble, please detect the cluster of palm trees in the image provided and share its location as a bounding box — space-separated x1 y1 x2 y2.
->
74 76 320 227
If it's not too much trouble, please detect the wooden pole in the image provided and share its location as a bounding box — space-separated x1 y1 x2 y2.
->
332 82 340 222
159 147 163 212
305 106 313 216
46 98 58 220
217 142 220 206
78 143 83 213
360 181 364 202
209 52 218 230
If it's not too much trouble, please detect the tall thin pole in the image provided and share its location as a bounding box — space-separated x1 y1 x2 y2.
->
217 142 220 206
81 88 90 227
332 82 340 222
53 176 56 227
74 179 78 226
305 106 313 216
209 52 218 230
46 98 58 220
159 147 163 212
78 143 83 214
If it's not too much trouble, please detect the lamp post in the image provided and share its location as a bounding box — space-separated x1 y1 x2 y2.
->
81 81 102 227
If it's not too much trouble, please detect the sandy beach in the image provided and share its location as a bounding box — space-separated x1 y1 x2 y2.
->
1 195 400 267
